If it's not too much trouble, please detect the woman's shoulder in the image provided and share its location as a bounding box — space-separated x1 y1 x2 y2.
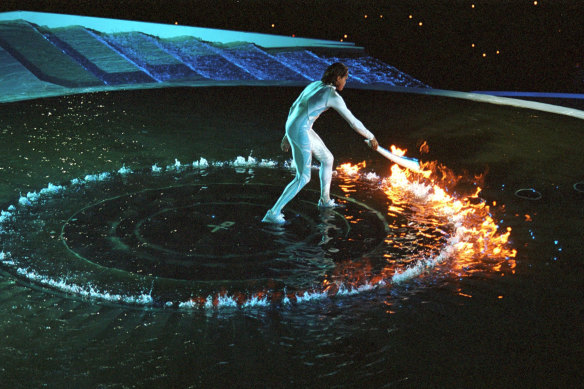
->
302 81 333 98
314 81 337 96
307 80 327 89
319 81 336 90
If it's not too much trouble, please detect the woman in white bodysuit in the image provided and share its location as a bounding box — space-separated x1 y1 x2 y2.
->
262 63 379 224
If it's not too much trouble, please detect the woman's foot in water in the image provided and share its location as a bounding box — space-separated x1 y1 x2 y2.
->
262 209 286 224
318 198 338 208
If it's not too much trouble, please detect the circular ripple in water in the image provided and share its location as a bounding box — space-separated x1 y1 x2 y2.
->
0 161 445 308
62 182 388 282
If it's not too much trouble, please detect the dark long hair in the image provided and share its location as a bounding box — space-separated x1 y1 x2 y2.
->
321 62 348 85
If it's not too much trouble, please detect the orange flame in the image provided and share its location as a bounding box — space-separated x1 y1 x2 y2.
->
338 161 366 176
336 144 517 282
390 145 406 156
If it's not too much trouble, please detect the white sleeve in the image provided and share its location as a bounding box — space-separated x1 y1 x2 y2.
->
328 92 374 140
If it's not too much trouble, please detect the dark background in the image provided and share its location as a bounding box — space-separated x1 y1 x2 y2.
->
1 0 583 92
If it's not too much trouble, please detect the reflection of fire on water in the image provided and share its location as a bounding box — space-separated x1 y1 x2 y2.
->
188 145 517 308
337 144 517 286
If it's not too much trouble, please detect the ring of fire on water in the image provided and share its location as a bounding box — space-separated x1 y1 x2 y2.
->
0 150 516 309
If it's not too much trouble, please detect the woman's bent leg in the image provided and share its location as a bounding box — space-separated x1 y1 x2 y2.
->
308 129 334 204
269 132 312 216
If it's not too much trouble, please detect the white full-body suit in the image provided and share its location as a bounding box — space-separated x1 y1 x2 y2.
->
268 81 375 216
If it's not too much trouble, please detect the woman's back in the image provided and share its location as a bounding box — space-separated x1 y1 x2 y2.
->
286 81 334 130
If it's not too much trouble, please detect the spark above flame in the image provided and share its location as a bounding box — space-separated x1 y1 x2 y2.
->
390 145 406 156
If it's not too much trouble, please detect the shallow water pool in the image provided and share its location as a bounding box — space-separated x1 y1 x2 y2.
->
0 87 582 387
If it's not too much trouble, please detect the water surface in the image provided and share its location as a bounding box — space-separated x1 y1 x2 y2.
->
0 87 582 387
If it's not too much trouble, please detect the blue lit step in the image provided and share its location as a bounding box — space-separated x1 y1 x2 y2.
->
0 20 103 87
39 26 156 85
0 46 69 99
219 43 309 81
157 37 258 81
271 49 330 81
100 31 207 82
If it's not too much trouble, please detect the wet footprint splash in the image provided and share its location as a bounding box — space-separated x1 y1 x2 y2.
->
0 155 516 309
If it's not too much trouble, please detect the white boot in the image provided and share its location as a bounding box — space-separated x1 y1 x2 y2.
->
318 198 337 208
262 209 286 224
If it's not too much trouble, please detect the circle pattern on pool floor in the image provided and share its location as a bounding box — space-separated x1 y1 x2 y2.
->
62 183 388 282
0 165 447 307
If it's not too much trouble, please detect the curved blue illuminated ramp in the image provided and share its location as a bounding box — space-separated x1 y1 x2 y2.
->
0 11 428 103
